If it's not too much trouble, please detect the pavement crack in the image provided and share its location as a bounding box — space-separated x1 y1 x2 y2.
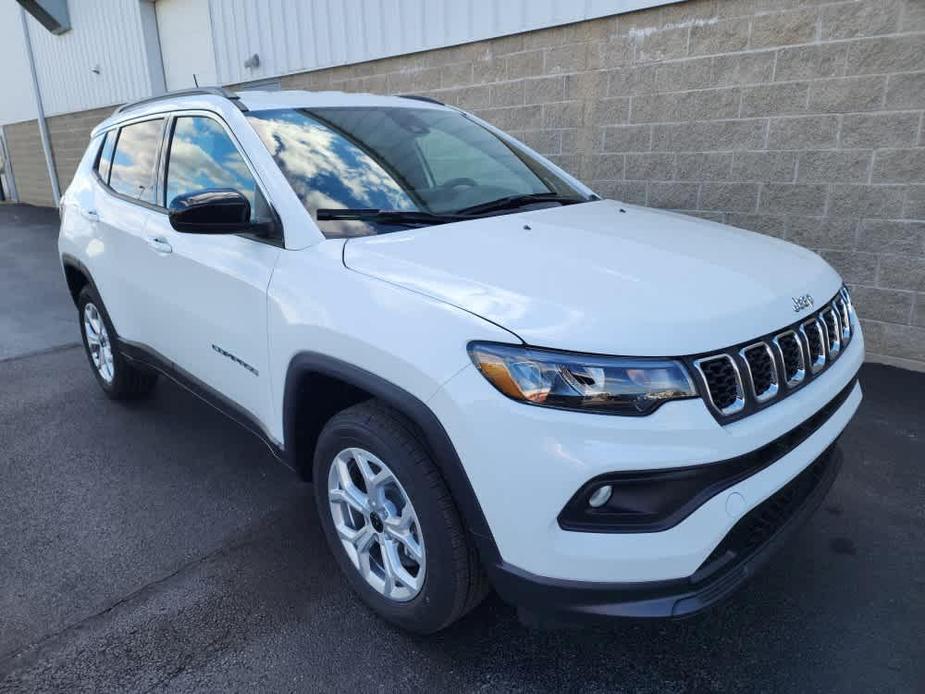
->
0 527 269 669
0 342 80 364
141 628 233 693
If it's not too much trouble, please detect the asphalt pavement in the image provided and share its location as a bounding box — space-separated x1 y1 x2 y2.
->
0 203 923 692
0 205 76 360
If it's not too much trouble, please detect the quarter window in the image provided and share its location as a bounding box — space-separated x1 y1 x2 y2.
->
96 130 116 184
108 119 164 204
165 116 260 220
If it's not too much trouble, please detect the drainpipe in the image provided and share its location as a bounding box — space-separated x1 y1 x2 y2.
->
20 5 61 206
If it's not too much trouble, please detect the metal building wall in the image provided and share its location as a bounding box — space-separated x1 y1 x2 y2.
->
0 2 36 125
210 0 674 85
25 0 159 118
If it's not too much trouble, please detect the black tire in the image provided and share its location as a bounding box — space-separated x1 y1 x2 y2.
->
77 285 158 399
313 400 488 633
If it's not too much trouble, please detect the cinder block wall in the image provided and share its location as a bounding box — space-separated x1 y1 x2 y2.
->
283 0 925 369
5 120 53 206
4 105 113 207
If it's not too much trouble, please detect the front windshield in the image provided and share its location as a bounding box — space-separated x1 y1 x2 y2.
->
246 106 586 237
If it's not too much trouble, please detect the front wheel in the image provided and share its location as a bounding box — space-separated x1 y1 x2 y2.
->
313 400 488 633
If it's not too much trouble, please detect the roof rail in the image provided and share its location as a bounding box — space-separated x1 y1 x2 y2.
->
398 94 444 106
116 87 247 114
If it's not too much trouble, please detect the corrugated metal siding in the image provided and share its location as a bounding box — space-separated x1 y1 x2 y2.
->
211 0 675 85
26 1 154 117
0 2 35 125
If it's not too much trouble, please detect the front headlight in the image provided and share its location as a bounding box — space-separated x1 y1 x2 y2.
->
468 342 697 415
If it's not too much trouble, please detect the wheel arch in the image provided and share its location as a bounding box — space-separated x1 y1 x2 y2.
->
61 253 98 307
283 351 501 565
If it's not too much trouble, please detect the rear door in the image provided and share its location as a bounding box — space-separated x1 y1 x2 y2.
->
91 117 168 346
142 112 281 429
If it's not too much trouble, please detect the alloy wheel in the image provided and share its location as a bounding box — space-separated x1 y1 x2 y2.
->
327 447 426 602
83 302 114 383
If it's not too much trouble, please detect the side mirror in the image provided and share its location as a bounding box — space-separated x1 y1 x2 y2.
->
168 189 254 234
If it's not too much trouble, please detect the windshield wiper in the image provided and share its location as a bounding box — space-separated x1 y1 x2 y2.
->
315 194 589 226
316 208 469 226
454 193 588 216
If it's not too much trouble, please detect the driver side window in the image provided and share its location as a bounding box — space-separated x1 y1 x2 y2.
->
165 116 265 221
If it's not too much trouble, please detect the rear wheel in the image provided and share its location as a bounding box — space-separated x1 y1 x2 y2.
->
314 400 488 633
77 286 157 399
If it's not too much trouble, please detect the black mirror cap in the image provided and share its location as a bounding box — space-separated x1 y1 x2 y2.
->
168 188 252 233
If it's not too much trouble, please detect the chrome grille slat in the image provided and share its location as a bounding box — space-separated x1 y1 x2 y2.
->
692 287 854 421
822 307 841 357
800 317 827 374
773 329 806 388
739 342 779 403
836 297 851 341
839 287 855 341
693 354 745 416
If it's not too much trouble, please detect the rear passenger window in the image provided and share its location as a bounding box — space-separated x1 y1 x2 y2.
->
96 131 116 184
165 116 261 219
109 119 164 204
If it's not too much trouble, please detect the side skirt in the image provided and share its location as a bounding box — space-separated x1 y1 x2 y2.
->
119 340 288 465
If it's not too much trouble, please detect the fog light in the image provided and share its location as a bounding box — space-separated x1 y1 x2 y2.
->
588 485 612 508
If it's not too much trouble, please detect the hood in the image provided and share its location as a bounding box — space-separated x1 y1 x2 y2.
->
343 200 842 356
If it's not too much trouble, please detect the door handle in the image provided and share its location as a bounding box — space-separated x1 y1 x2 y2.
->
146 236 173 254
82 209 99 222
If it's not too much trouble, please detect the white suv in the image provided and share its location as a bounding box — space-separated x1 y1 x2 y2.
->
59 88 863 632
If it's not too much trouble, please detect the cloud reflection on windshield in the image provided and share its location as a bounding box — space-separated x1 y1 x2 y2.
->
248 110 415 236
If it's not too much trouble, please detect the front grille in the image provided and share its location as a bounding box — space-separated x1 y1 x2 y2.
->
690 287 855 423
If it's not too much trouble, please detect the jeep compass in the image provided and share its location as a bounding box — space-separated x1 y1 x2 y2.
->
58 88 863 632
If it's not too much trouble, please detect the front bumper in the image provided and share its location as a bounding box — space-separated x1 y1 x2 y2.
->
488 441 842 624
429 332 862 585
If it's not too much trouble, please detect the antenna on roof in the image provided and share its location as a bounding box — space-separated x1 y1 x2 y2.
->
193 73 199 87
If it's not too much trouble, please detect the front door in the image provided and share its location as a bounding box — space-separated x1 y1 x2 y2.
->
142 114 281 431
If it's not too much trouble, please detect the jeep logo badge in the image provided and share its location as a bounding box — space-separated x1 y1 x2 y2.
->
792 294 814 312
